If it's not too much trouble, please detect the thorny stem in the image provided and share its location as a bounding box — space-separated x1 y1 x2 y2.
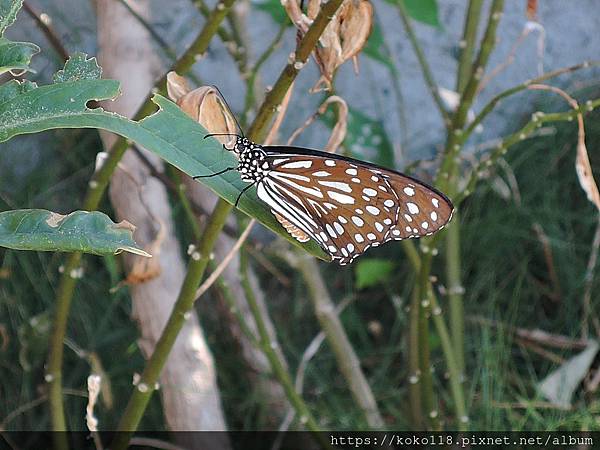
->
46 0 237 443
111 2 346 447
396 0 451 126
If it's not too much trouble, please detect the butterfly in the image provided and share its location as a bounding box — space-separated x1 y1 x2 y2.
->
195 133 454 265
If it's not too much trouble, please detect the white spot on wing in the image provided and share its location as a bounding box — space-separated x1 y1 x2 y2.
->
313 171 331 177
355 233 364 243
326 224 336 237
432 198 440 208
367 233 376 240
334 222 344 234
404 214 412 222
430 211 438 221
384 199 395 207
363 188 377 197
319 180 353 192
407 202 419 214
327 191 355 204
366 206 380 215
352 216 364 227
282 160 312 169
325 160 336 167
345 168 358 176
422 221 429 229
375 222 384 232
403 187 415 196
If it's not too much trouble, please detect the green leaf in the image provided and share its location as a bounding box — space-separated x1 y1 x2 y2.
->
363 22 397 75
403 0 440 27
0 54 328 260
0 0 23 35
53 52 102 82
251 0 290 25
354 258 395 289
0 209 150 256
0 37 39 75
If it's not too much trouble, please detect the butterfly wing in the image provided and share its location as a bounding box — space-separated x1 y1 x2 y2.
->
257 147 453 265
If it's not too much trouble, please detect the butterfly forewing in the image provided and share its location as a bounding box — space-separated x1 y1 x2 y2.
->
256 150 453 264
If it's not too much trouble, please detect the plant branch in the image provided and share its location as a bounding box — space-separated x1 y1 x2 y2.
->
22 1 69 62
455 0 483 94
46 0 237 441
396 0 451 126
247 0 345 142
110 2 346 446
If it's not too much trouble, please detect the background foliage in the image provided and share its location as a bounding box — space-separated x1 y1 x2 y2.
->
1 0 600 445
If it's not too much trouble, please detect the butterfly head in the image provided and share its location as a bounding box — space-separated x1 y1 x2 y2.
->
233 136 254 154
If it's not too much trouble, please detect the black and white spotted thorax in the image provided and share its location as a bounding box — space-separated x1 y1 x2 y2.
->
234 137 270 183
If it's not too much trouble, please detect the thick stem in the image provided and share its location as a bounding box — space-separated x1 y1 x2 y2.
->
111 1 347 446
455 0 484 94
46 0 237 440
247 0 345 142
293 255 384 428
445 214 464 374
111 201 231 449
407 280 422 427
239 252 326 445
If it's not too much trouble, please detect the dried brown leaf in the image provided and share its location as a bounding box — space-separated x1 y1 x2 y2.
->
529 84 600 212
167 75 238 146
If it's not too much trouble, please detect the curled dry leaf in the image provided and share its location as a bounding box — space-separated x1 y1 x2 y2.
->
287 95 348 153
283 0 373 91
529 84 600 213
166 73 238 146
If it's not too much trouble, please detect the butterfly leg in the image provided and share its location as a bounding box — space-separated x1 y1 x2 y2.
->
235 182 256 207
193 166 236 179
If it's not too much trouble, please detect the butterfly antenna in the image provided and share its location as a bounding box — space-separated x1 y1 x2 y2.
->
211 85 245 138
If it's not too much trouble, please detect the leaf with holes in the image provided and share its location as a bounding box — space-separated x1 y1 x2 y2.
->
0 53 328 259
0 209 150 256
0 37 39 75
355 258 395 289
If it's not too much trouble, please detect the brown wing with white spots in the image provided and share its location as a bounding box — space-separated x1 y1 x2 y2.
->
257 155 411 264
384 176 454 241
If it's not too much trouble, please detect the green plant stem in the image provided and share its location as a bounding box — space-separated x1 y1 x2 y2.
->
111 201 232 450
455 0 483 94
408 279 422 428
445 214 464 374
456 99 600 206
292 255 384 428
110 2 346 446
46 0 237 441
428 288 468 430
417 256 440 430
239 252 327 446
247 0 345 143
396 0 451 126
438 0 504 191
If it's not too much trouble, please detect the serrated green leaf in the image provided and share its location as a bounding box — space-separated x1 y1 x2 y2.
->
0 0 23 35
0 209 150 256
53 52 101 83
0 37 39 74
0 54 328 260
251 0 290 25
354 258 395 289
404 0 440 27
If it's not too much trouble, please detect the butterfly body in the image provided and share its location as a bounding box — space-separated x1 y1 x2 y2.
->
205 136 454 265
